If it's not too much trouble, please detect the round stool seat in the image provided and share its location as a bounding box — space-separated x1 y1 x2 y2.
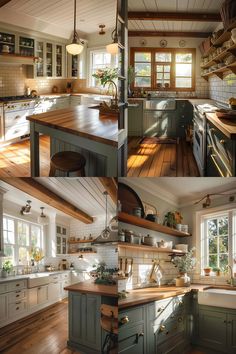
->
49 151 86 177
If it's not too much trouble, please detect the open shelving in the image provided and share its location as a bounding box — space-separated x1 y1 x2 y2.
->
118 212 191 237
118 242 185 255
68 239 95 244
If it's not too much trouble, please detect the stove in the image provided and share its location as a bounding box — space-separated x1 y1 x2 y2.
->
0 95 36 102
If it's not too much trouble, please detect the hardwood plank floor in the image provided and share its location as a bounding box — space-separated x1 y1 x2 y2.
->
0 136 50 177
127 137 200 177
0 300 80 354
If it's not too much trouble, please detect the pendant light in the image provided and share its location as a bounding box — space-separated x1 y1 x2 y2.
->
106 0 119 55
100 191 111 239
20 200 32 215
37 207 49 226
66 0 84 55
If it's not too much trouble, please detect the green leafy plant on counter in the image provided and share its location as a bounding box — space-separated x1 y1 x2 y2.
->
92 67 118 87
2 260 13 273
172 248 196 273
92 262 118 285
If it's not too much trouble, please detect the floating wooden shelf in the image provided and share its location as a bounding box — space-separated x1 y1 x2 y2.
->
68 251 97 255
118 242 185 254
201 44 236 69
202 60 236 80
118 212 191 237
68 239 95 244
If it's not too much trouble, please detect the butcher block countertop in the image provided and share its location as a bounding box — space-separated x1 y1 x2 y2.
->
64 281 118 297
119 284 217 309
27 105 118 147
206 112 236 140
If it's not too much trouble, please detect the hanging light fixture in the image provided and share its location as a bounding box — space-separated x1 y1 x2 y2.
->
20 200 32 215
66 0 84 55
100 191 111 239
106 0 119 55
37 207 49 226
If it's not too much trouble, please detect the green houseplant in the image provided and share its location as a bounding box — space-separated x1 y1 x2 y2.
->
172 248 196 287
2 260 13 278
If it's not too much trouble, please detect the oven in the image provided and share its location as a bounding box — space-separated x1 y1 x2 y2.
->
193 107 206 176
3 101 35 143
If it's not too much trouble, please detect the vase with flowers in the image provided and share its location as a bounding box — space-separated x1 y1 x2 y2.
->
30 247 44 272
1 260 13 278
172 248 196 287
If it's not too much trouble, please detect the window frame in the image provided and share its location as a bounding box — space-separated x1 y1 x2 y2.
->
88 47 118 87
3 214 44 265
196 206 236 276
130 47 196 92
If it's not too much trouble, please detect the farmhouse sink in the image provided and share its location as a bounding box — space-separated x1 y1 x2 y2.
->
27 273 51 288
145 98 176 111
198 287 236 309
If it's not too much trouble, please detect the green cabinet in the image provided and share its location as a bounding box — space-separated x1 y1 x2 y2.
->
143 111 176 137
197 305 236 354
118 305 146 354
68 291 101 354
128 101 143 136
176 100 193 138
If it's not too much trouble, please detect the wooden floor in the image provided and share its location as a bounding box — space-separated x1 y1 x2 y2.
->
127 137 200 177
0 136 50 177
0 300 80 354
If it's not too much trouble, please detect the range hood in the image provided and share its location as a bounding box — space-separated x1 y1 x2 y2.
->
0 54 35 66
92 230 118 245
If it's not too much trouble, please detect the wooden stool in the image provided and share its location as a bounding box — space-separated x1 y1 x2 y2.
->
100 304 118 354
49 151 86 177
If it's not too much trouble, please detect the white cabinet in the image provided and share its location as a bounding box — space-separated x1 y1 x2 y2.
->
56 225 68 255
71 270 90 285
0 294 8 322
48 281 61 302
70 95 81 107
28 285 48 309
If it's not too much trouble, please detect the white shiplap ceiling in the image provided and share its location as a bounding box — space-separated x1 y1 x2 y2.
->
128 0 224 34
0 178 116 219
0 0 116 39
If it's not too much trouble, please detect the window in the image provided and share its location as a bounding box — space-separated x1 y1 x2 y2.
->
3 215 43 265
131 48 195 91
89 48 118 87
201 209 236 274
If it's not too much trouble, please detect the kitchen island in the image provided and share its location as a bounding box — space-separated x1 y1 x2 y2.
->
64 281 117 354
27 105 118 177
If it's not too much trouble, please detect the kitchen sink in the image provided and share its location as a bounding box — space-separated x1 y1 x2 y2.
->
27 272 51 288
145 98 176 111
198 287 236 309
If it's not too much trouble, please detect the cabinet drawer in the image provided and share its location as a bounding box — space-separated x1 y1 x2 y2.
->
61 272 70 280
119 306 145 329
49 274 61 282
154 317 185 345
8 289 27 303
156 333 186 354
118 323 145 352
172 295 188 314
8 280 27 292
0 283 8 294
8 300 27 318
149 298 174 322
5 123 29 141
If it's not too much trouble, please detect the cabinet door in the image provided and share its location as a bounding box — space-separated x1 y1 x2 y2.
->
227 314 236 354
56 45 63 77
35 41 44 77
38 285 48 305
143 111 158 136
128 103 143 136
119 323 145 354
46 43 53 77
198 307 227 352
0 294 8 322
48 282 60 301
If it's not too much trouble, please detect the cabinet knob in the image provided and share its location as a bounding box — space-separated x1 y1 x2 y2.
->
220 139 225 144
157 306 165 312
120 316 129 324
138 332 144 337
178 317 183 322
159 325 166 332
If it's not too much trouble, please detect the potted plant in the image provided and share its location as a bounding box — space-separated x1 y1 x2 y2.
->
128 65 136 97
92 67 119 108
1 260 13 278
203 266 212 276
213 267 221 276
163 212 176 228
172 248 196 287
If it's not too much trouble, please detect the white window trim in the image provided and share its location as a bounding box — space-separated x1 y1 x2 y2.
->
87 46 117 88
195 202 236 278
3 213 44 265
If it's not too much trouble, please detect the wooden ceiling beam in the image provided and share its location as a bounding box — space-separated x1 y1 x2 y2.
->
128 11 221 22
99 178 117 204
128 31 210 38
0 0 11 8
1 178 93 224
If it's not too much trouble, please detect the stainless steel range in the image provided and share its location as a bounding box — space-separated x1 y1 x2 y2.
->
193 102 226 176
3 99 35 143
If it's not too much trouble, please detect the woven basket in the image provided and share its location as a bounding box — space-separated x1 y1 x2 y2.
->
220 0 236 29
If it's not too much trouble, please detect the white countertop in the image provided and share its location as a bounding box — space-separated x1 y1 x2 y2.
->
0 270 71 283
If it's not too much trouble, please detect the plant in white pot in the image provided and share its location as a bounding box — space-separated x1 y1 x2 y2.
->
172 248 196 287
1 260 13 278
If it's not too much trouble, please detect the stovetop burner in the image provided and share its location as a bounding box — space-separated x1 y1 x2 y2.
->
0 95 35 102
196 102 228 115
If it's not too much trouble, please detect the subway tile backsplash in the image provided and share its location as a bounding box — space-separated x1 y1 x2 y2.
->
209 72 236 104
0 65 27 96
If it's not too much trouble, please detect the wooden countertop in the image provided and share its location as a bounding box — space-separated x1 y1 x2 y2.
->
64 281 118 297
206 112 236 140
27 105 118 147
119 284 210 309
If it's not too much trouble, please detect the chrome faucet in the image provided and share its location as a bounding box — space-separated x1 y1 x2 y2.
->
226 265 234 286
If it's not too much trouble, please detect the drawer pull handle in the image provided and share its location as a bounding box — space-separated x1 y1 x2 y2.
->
178 317 183 322
157 306 165 313
159 325 166 332
15 301 21 304
16 294 20 298
16 307 20 310
135 332 144 343
16 284 20 287
120 316 129 325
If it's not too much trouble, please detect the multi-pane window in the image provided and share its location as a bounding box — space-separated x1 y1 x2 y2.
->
201 210 236 274
131 48 195 91
90 49 118 87
3 215 43 265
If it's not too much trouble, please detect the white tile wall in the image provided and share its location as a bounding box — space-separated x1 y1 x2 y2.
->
0 65 27 96
209 72 236 104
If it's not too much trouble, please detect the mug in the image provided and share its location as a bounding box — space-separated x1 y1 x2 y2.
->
2 45 10 53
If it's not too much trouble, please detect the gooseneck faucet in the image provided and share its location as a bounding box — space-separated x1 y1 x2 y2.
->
227 265 234 286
